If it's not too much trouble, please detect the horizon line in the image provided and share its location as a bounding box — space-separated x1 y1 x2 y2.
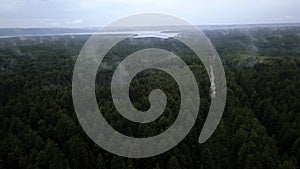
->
0 22 300 29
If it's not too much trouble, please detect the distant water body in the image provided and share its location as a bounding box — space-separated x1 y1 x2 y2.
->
0 31 179 39
1 23 298 39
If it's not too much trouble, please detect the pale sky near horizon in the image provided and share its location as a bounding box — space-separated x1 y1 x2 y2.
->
0 0 300 28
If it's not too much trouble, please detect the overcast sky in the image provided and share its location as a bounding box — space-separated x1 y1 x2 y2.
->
0 0 300 28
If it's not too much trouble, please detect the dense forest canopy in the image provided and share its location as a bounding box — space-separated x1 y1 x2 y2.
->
0 26 299 169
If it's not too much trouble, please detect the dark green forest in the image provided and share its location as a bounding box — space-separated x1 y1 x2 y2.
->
0 26 299 169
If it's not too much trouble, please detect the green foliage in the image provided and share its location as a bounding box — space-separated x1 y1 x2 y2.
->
168 156 181 169
0 26 299 168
